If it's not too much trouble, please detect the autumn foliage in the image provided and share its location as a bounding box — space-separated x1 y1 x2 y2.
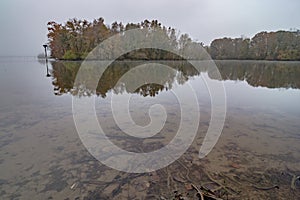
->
210 30 300 60
47 18 300 60
47 18 202 60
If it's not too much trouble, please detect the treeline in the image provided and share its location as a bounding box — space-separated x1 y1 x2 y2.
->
47 18 300 60
209 30 300 60
47 18 203 60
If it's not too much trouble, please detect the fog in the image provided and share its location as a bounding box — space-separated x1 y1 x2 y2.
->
0 0 299 56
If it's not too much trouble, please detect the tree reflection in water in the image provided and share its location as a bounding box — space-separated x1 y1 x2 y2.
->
50 60 300 97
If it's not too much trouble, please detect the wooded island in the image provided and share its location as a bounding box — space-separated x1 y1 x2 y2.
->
47 18 300 60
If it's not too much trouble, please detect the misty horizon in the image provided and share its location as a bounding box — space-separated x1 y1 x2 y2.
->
1 0 299 56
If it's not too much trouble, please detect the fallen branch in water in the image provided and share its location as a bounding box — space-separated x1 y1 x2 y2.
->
252 185 279 191
176 159 192 182
191 183 224 200
291 175 300 190
205 171 238 195
191 183 205 200
173 173 186 183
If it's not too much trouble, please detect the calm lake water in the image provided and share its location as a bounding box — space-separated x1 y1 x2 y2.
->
0 58 300 199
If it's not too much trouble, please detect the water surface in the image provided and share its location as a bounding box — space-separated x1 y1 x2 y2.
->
0 58 300 199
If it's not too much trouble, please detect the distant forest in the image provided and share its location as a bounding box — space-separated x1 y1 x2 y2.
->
210 31 300 60
46 18 300 60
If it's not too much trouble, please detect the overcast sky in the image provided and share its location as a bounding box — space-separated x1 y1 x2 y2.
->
0 0 299 56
